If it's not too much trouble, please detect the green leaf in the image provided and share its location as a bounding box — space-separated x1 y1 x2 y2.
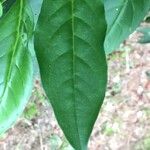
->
0 2 2 17
1 0 16 15
24 102 38 120
104 0 150 54
137 27 150 43
0 0 34 134
29 0 43 25
35 0 107 150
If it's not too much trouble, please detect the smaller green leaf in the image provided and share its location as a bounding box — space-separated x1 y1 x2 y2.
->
24 102 38 120
104 0 150 53
137 27 150 43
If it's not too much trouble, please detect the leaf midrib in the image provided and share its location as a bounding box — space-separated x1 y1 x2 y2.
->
0 0 23 99
71 0 82 149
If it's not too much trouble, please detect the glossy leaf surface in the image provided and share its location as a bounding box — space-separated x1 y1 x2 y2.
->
35 0 107 149
0 0 33 134
104 0 150 53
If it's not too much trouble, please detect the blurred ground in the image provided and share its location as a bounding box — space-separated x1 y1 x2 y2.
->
0 23 150 150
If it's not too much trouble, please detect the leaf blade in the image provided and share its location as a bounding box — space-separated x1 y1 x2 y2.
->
104 0 150 53
35 0 107 149
0 0 33 134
